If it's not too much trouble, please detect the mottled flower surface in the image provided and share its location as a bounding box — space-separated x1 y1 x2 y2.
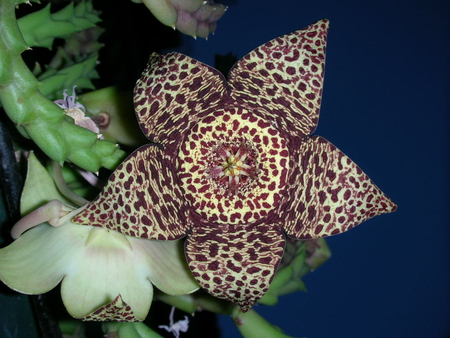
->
74 19 396 311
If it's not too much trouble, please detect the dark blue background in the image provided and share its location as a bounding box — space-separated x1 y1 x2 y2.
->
173 1 450 337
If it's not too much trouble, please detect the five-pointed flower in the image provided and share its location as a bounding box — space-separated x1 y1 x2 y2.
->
0 154 199 321
73 19 397 312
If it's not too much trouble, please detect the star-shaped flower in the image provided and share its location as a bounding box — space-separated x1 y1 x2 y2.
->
0 154 199 321
74 19 397 311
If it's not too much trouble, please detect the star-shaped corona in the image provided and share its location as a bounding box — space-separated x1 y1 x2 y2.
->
73 19 397 312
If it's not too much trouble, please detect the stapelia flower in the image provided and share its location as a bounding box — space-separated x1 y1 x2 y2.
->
136 0 227 38
0 154 199 321
73 19 397 311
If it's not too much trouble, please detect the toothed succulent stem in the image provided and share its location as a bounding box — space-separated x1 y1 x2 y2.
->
0 0 126 172
17 1 101 49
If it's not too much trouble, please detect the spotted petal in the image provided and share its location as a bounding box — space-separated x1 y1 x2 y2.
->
83 295 138 321
277 136 397 239
228 19 328 138
134 52 228 153
185 222 285 312
73 145 190 240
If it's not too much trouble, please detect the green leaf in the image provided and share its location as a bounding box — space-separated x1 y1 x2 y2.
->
20 152 72 216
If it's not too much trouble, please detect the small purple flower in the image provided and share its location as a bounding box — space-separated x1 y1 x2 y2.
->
54 86 102 137
74 20 396 312
54 86 86 112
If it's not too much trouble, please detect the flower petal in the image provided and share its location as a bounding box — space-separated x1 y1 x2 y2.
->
0 223 79 294
82 295 140 322
73 145 190 240
185 222 285 312
131 238 200 296
134 52 227 153
278 136 397 239
228 19 328 138
60 226 154 321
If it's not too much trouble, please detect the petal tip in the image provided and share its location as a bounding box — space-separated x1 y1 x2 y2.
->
80 295 142 322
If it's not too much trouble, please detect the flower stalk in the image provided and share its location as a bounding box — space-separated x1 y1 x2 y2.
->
232 306 299 338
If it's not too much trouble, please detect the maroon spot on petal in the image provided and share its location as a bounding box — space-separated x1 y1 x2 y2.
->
312 79 321 87
265 62 275 70
284 49 300 62
191 66 201 74
233 252 243 261
195 254 208 262
259 256 272 264
259 69 269 77
306 93 316 100
314 223 324 235
175 94 185 104
151 83 162 95
246 266 261 274
344 189 352 200
246 62 257 70
227 261 242 273
273 52 282 59
226 275 235 282
208 261 220 270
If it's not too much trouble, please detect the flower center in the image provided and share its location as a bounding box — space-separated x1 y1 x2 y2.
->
177 107 290 225
207 142 259 195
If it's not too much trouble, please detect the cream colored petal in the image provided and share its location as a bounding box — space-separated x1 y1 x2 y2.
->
0 222 85 294
131 238 199 296
1 218 197 321
60 225 154 320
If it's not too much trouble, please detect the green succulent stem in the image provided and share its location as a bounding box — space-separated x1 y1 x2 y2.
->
103 322 164 338
0 0 126 172
17 1 100 49
231 306 301 338
155 290 234 316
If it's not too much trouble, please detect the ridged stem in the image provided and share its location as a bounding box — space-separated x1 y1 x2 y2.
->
0 0 126 172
